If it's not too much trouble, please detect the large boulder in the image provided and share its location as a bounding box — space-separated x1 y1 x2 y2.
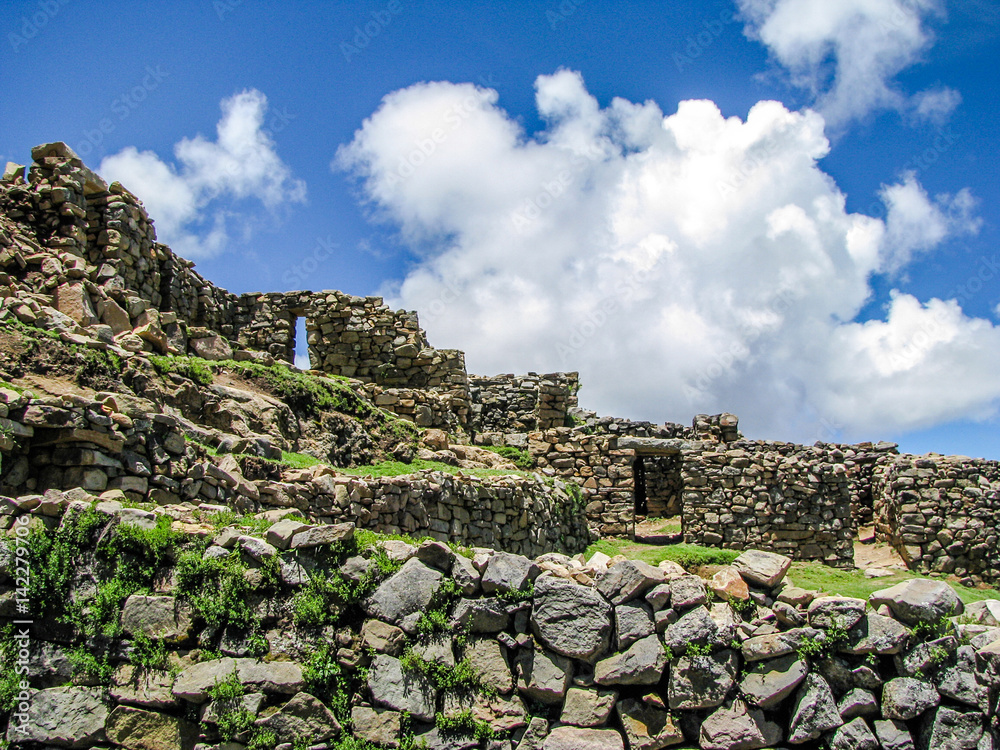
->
367 654 437 722
254 691 341 744
452 597 510 633
560 687 618 728
698 699 774 750
615 600 656 650
882 677 940 720
869 579 963 625
481 551 539 594
5 686 108 748
515 644 574 704
542 726 625 750
351 706 401 747
531 575 613 661
597 560 664 605
616 697 685 749
463 637 513 694
807 596 868 630
593 635 666 686
918 707 984 750
172 658 303 702
120 595 194 643
827 717 879 750
364 558 444 627
104 706 198 750
738 653 808 709
842 613 910 655
731 549 791 588
787 674 843 744
668 650 738 710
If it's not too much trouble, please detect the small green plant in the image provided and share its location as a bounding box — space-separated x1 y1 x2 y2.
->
400 648 485 693
415 578 462 635
684 642 714 657
435 709 497 742
175 550 255 630
795 625 849 661
66 645 113 685
204 671 256 743
76 347 124 385
493 582 535 605
729 596 754 618
148 354 214 386
130 632 171 672
482 445 534 469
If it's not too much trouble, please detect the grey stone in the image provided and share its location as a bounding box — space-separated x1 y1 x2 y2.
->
807 596 868 630
172 658 304 702
440 691 527 734
515 644 573 704
516 716 549 750
541 726 625 750
264 518 311 550
698 699 770 750
963 600 1000 627
451 553 481 596
669 575 708 609
616 697 685 750
596 560 664 605
837 688 879 719
364 557 444 627
731 549 792 588
237 534 278 560
668 649 738 709
452 597 510 633
919 707 984 750
896 635 957 677
352 705 401 748
787 674 843 744
254 691 340 744
741 626 823 662
416 539 455 571
413 633 455 667
104 705 199 750
593 635 666 686
842 612 910 655
110 665 177 709
870 579 964 625
121 595 194 643
362 619 407 656
644 583 671 611
413 727 479 750
937 646 987 708
739 653 808 709
882 677 940 720
875 719 916 750
828 717 879 750
615 600 655 651
367 654 437 722
531 575 612 661
481 551 539 594
560 687 617 728
289 522 355 549
4 686 108 748
663 605 716 655
464 637 513 694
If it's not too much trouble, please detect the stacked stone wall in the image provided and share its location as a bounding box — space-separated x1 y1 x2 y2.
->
872 454 1000 582
469 371 578 433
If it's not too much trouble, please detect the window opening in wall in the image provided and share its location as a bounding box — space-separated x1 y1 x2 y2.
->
633 456 647 516
293 315 310 370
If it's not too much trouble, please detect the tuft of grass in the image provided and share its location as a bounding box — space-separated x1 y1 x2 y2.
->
280 450 321 469
585 539 739 569
341 459 530 479
148 354 214 386
481 445 534 470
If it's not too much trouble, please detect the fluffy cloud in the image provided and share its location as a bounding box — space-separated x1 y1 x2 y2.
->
737 0 955 128
99 89 305 258
337 70 1000 442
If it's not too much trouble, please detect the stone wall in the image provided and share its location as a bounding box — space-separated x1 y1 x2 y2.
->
680 442 855 568
872 454 1000 582
468 371 579 434
0 390 588 558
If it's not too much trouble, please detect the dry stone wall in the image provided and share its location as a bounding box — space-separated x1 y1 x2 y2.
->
468 371 579 434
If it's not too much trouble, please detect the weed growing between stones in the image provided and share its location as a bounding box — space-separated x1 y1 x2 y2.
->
481 445 534 469
795 624 849 661
204 670 268 746
434 708 496 742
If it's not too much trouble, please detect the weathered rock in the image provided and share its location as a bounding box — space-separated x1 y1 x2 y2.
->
481 551 539 594
732 549 791 588
882 677 940 720
364 557 444 627
5 686 108 748
614 600 655 651
416 539 455 571
698 699 770 750
172 658 304 702
517 716 550 750
362 619 407 656
413 727 479 749
869 579 964 625
453 597 511 633
596 560 663 605
708 566 749 602
531 575 612 661
963 599 1000 627
663 605 716 655
616 697 685 750
668 650 738 710
352 705 402 748
110 665 177 709
593 635 666 686
668 575 708 609
515 645 573 704
441 691 528 733
53 282 97 325
104 706 198 750
414 633 456 667
874 719 916 750
937 646 987 708
451 553 481 595
741 627 823 662
644 583 671 611
738 653 808 709
838 688 879 719
464 637 513 694
367 654 437 722
828 717 879 750
787 674 843 744
560 687 617 728
541 726 625 750
189 332 233 361
807 596 868 630
265 518 311 550
254 691 341 744
842 612 910 655
289 521 355 549
918 707 983 750
120 595 193 642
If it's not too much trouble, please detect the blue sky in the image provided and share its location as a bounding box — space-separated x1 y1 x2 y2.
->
2 0 998 458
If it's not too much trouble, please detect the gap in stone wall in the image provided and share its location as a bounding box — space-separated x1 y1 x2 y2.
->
293 312 309 369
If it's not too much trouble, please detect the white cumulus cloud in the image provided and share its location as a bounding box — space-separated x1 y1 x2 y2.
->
737 0 955 128
337 70 999 442
99 89 305 258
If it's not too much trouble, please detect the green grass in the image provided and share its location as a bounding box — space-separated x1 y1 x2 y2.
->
148 354 214 386
586 538 739 569
281 450 322 469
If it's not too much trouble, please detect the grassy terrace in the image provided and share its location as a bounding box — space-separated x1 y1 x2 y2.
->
587 537 1000 606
